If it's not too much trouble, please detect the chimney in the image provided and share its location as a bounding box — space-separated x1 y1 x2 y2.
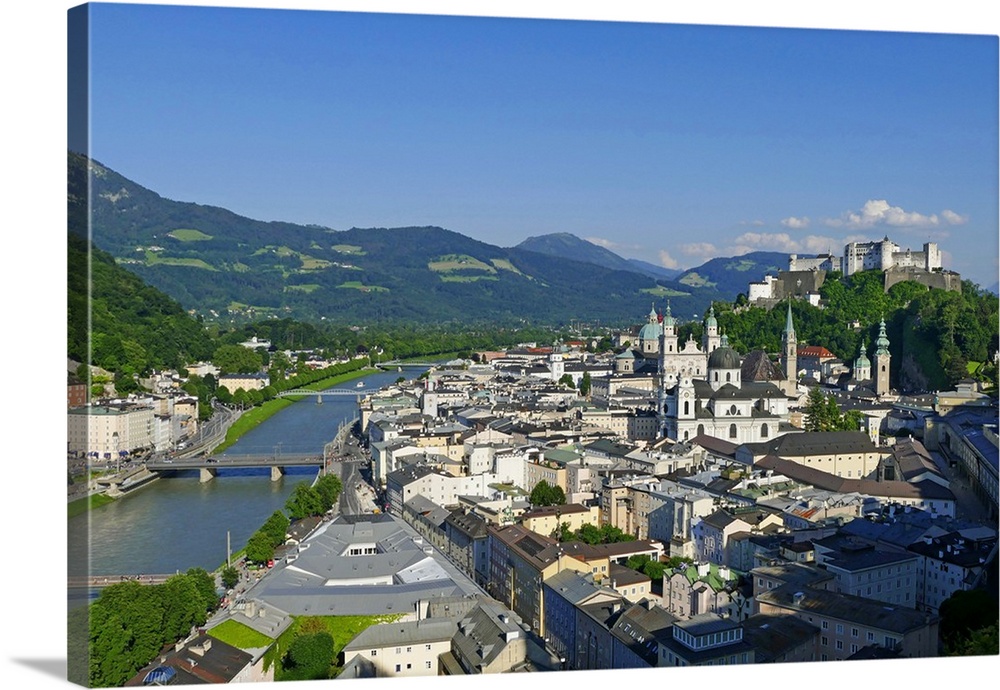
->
792 591 805 606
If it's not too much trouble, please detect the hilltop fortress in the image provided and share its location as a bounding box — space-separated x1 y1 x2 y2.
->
749 236 960 308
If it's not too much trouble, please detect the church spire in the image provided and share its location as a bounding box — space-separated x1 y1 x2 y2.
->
874 318 890 356
784 301 795 336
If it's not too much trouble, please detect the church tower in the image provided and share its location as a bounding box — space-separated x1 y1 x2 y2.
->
874 318 891 397
853 341 871 383
780 302 798 395
703 305 721 353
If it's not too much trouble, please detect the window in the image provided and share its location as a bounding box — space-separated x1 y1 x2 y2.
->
836 640 844 651
836 624 844 635
371 650 377 656
395 648 401 654
406 647 412 653
425 644 432 651
867 632 876 642
822 636 828 646
851 628 859 638
395 665 401 673
729 424 738 439
426 661 432 669
822 621 829 630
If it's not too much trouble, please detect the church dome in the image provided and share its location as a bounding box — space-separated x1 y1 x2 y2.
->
707 345 741 371
639 321 662 341
705 305 718 328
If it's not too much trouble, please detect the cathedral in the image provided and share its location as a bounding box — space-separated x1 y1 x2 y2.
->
652 302 799 444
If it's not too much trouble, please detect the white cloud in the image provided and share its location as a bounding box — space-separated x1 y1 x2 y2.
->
733 232 796 250
823 199 967 230
781 216 810 229
658 250 679 269
678 242 718 259
941 209 969 225
740 219 766 227
732 232 842 255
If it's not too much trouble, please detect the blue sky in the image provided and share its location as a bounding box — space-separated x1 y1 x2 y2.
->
81 2 999 286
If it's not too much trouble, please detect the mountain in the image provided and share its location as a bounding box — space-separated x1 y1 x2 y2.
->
69 153 722 326
676 252 791 299
515 232 682 280
625 258 683 281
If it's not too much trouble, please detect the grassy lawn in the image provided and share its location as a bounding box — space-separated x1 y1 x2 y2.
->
440 275 498 283
641 286 690 297
145 252 217 271
208 619 275 649
490 258 526 276
298 255 331 270
263 614 401 680
336 281 389 292
679 272 715 288
428 254 496 274
68 493 115 519
286 284 322 293
331 244 366 255
167 228 213 241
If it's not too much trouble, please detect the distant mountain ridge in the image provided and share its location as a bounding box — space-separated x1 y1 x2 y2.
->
515 232 682 280
676 251 791 299
69 152 727 326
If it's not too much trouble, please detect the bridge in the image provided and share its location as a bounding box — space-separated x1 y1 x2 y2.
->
147 453 325 482
69 574 177 589
275 388 366 404
374 360 442 370
146 453 366 482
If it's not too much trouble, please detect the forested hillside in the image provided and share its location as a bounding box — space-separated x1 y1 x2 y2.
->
69 151 720 326
703 270 998 392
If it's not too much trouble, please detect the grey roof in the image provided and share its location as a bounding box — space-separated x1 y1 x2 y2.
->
610 601 677 666
342 618 458 652
745 430 882 457
451 599 526 671
741 613 820 663
544 569 617 606
674 612 740 637
757 584 937 634
754 455 956 501
250 515 480 616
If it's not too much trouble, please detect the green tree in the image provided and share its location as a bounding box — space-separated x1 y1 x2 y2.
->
159 575 204 641
261 511 290 546
529 479 565 507
212 344 263 374
221 566 240 590
184 567 218 615
314 474 343 512
245 530 276 564
558 373 575 388
286 482 325 519
940 589 1000 652
283 632 335 680
579 371 592 396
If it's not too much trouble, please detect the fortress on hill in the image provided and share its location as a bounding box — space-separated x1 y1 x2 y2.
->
748 236 961 308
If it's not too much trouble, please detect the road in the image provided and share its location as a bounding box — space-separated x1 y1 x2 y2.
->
928 448 992 524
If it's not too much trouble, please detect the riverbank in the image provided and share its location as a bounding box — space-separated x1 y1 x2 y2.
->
68 493 115 519
213 366 374 453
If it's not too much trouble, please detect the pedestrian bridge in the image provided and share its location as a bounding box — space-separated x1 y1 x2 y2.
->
374 360 442 370
275 388 366 403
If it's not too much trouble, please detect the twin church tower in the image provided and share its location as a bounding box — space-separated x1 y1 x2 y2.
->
639 300 890 444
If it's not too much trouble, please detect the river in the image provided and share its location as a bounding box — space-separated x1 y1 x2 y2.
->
67 367 419 596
